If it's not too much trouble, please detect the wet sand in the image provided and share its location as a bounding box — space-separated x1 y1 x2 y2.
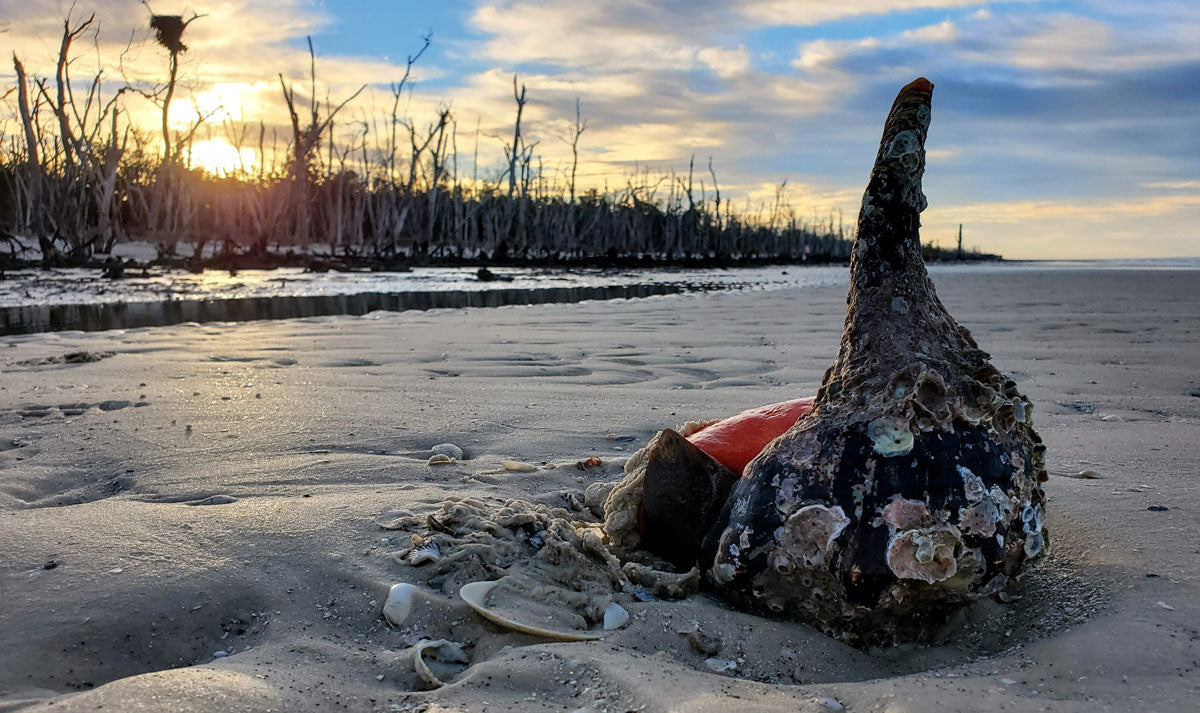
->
1 268 1197 712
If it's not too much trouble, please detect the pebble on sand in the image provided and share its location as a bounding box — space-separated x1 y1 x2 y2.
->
382 583 417 627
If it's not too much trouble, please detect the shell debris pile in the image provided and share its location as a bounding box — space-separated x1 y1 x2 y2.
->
384 496 690 639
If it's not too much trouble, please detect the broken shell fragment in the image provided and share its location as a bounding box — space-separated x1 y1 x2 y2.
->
773 504 851 570
602 603 630 631
639 429 741 568
458 581 606 641
412 639 470 689
500 460 539 472
408 543 441 565
687 629 721 656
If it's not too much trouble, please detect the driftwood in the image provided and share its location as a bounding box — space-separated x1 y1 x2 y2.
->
614 78 1047 647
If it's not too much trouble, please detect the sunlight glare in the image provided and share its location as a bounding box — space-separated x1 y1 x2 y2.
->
189 139 257 176
188 82 257 123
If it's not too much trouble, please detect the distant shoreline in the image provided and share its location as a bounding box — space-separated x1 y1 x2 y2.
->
0 249 1000 275
4 259 1197 336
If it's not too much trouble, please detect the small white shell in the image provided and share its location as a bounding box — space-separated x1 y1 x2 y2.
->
431 443 464 460
458 581 605 641
500 460 538 472
382 583 416 627
412 639 469 689
408 543 441 565
428 454 456 466
705 657 738 672
602 603 629 631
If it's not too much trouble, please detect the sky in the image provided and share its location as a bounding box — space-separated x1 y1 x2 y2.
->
3 0 1198 259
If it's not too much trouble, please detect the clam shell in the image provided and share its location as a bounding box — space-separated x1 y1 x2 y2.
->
458 581 606 641
428 454 456 466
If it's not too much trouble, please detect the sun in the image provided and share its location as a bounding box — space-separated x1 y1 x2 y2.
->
188 139 257 177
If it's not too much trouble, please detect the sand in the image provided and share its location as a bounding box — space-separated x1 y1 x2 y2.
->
1 266 1197 712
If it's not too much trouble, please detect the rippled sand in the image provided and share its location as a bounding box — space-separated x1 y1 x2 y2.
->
1 268 1197 712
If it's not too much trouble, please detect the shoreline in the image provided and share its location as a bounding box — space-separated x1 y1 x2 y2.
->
3 259 1198 336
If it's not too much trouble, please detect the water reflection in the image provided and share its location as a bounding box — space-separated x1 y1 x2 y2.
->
1 284 699 335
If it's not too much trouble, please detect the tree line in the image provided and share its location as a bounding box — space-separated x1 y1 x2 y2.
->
0 10 994 271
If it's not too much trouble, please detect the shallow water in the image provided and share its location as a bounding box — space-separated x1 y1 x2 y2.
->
1 258 1196 334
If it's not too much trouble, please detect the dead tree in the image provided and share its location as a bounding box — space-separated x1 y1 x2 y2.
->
279 37 367 182
387 34 431 182
148 11 203 162
505 75 527 199
11 54 44 244
51 13 97 170
11 11 129 261
12 56 39 173
567 98 587 204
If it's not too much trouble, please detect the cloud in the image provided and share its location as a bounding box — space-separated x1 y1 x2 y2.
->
3 0 1197 258
921 193 1200 259
775 5 1200 258
697 46 753 79
1145 180 1200 191
469 0 735 71
741 0 1023 26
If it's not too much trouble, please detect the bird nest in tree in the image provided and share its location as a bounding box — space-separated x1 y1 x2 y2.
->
150 15 188 54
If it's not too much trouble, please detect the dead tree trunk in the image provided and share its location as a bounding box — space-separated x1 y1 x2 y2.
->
568 98 586 205
701 78 1048 646
149 13 203 162
13 55 40 171
507 76 526 200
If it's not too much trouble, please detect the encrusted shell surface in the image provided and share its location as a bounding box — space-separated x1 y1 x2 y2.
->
699 79 1047 646
885 526 963 584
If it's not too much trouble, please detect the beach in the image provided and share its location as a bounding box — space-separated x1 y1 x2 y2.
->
1 266 1197 712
